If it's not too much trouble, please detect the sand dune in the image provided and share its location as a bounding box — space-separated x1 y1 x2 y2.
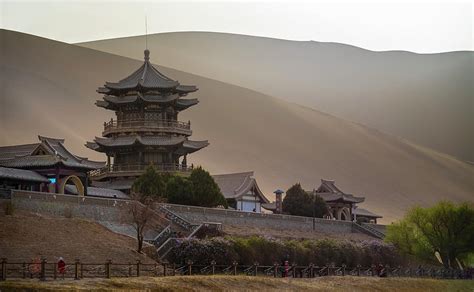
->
1 29 474 223
79 32 474 162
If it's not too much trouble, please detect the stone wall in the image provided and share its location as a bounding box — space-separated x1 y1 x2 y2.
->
165 204 355 234
11 190 130 222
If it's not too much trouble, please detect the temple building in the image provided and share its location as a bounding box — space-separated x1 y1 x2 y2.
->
212 172 270 213
86 49 208 192
262 179 381 221
312 179 365 221
0 136 104 195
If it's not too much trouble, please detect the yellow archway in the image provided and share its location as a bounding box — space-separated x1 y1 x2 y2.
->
58 175 85 196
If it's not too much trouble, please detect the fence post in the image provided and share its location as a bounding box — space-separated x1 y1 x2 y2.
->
1 258 6 281
106 260 111 279
273 263 278 278
211 261 216 275
162 261 168 277
342 264 346 276
22 262 26 279
292 264 297 278
136 260 141 277
40 258 46 281
233 261 238 276
253 262 258 276
309 264 314 278
74 259 80 280
357 264 361 276
186 260 193 276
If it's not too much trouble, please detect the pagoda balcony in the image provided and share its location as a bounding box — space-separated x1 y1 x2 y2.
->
89 163 194 180
103 119 192 136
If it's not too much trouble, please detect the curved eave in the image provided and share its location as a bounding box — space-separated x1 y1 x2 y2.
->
175 140 209 155
176 99 199 111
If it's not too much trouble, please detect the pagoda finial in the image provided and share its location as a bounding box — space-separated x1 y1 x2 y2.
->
144 49 150 61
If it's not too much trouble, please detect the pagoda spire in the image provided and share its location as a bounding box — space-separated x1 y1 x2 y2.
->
144 49 150 62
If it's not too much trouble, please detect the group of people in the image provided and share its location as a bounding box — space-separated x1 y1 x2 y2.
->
28 256 66 279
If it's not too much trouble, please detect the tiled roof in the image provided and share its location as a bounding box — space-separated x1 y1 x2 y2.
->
98 50 197 95
313 179 365 203
0 167 49 183
354 208 382 218
0 136 104 170
65 184 129 199
91 179 135 190
212 171 270 203
92 135 186 148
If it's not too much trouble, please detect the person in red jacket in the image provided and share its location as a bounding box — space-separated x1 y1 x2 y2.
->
57 257 66 279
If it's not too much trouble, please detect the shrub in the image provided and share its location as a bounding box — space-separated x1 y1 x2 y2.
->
169 236 404 267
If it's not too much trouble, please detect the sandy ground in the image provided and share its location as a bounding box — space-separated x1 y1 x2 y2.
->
0 211 155 264
1 275 473 291
2 30 474 223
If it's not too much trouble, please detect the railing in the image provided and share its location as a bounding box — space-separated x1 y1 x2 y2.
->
1 259 472 280
89 163 193 178
103 119 191 135
155 204 196 231
146 225 173 247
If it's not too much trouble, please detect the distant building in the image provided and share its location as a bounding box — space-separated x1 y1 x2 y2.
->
86 49 208 192
212 171 270 213
262 179 382 222
0 136 104 195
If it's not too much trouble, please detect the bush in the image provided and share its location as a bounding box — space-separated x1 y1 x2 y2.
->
282 183 328 218
169 236 404 267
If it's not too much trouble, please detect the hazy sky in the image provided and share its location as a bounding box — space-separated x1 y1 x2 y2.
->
1 0 472 53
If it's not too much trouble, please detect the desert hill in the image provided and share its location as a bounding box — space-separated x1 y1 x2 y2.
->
1 29 474 223
79 32 474 162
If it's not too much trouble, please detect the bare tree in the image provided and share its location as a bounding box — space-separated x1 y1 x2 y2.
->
128 192 155 253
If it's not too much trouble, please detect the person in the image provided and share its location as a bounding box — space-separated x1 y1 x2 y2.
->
57 257 66 279
29 256 41 278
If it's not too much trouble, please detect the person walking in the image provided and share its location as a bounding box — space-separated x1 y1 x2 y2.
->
57 257 66 279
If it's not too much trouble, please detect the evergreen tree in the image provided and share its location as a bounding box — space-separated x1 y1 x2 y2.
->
132 165 166 200
166 175 195 205
189 167 227 208
282 183 328 217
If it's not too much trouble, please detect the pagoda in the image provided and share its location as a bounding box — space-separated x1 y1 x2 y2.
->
86 49 208 191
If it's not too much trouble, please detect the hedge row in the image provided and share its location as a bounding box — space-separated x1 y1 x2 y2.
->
169 236 402 266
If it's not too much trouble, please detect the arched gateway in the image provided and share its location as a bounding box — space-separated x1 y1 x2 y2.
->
59 175 85 196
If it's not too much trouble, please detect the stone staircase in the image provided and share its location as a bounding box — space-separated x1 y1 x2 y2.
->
352 222 385 239
148 204 203 260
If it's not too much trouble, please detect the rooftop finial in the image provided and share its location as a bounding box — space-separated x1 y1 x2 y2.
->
144 49 150 61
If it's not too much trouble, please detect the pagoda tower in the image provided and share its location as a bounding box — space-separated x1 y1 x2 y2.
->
86 49 208 191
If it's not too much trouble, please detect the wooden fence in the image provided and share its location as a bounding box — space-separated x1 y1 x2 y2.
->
0 259 472 281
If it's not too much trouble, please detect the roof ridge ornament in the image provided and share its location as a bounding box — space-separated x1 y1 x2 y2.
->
144 49 150 62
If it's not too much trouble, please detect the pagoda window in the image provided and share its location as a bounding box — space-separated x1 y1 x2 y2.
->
144 152 164 164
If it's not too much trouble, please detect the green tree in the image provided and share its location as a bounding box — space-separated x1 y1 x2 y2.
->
188 167 227 208
386 201 474 268
282 183 328 217
166 175 195 205
132 165 166 199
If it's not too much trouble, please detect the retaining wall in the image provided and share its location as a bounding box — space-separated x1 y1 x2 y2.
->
165 204 355 234
11 190 130 222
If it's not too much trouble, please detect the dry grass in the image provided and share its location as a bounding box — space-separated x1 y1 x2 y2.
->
0 211 156 264
1 276 473 291
223 224 376 241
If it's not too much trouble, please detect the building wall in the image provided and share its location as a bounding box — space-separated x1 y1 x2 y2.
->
165 204 355 234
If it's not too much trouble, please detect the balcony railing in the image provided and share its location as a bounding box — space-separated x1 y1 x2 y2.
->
103 119 191 135
89 163 193 178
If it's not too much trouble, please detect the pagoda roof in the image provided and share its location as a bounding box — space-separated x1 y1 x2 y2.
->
96 93 198 111
0 136 105 170
98 49 197 96
0 166 49 183
212 171 270 203
86 135 208 155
